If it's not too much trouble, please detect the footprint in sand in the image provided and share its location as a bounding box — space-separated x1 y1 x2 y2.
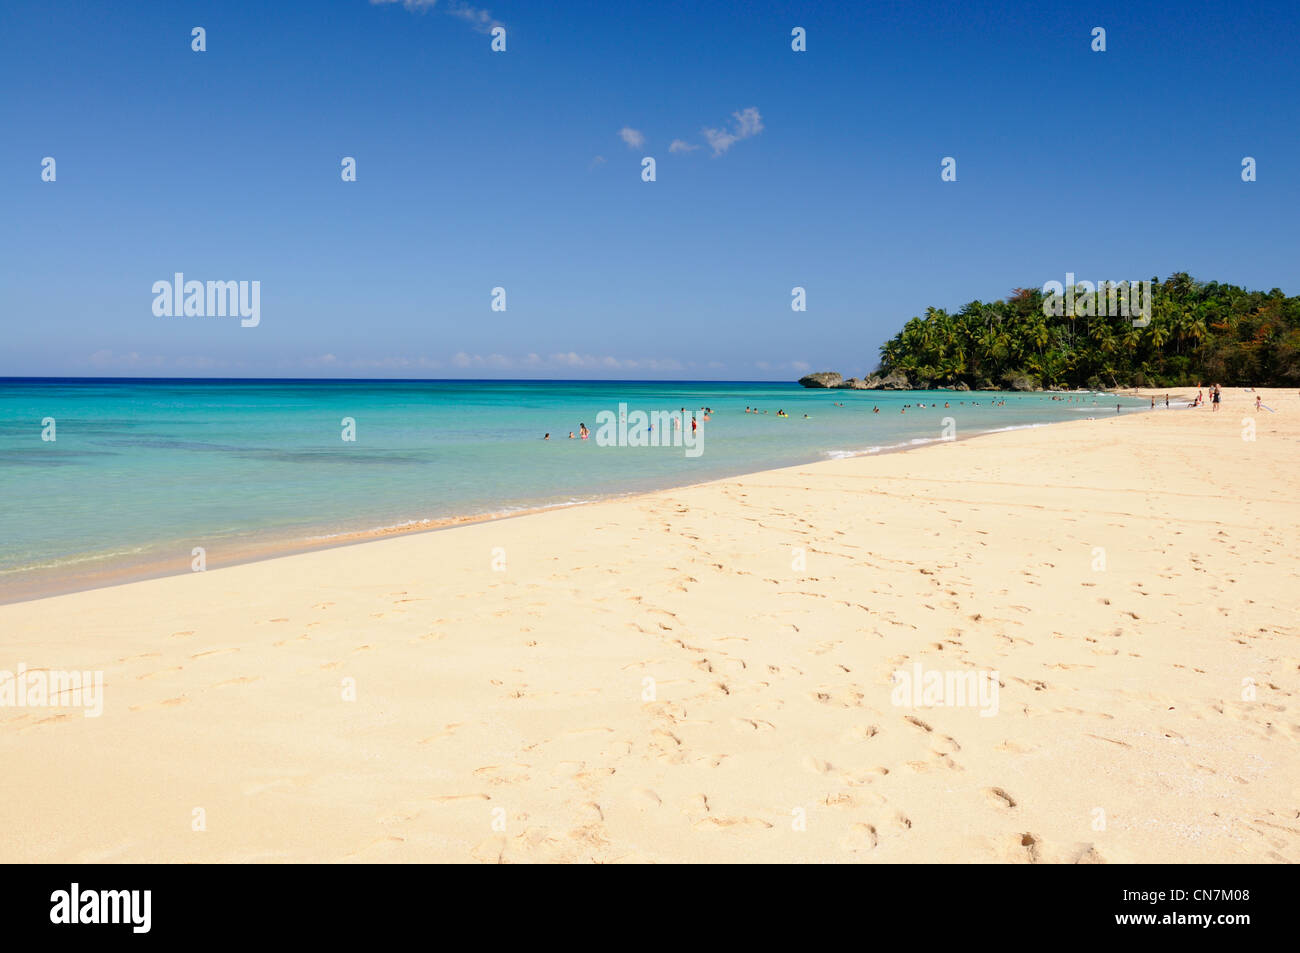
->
418 723 462 745
137 666 183 680
841 724 880 742
629 789 661 811
840 823 879 852
20 712 73 731
429 793 490 803
985 787 1017 810
128 696 188 712
692 816 773 832
190 647 239 660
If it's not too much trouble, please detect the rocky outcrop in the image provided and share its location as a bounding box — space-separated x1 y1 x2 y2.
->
797 371 843 388
1000 371 1036 392
862 369 911 390
798 369 913 389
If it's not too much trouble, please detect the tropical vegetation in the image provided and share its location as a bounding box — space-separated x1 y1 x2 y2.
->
875 273 1300 389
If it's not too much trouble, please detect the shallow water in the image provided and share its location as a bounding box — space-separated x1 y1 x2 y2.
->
0 378 1149 596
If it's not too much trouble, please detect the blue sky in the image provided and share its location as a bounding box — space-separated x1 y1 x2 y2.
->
2 0 1297 379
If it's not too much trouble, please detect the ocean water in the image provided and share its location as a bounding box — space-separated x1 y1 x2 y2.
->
0 378 1150 598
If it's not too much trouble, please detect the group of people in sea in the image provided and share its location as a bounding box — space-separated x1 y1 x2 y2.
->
545 408 714 440
541 391 1199 439
543 422 589 441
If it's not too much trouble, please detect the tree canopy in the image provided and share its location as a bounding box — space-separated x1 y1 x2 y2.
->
876 274 1300 389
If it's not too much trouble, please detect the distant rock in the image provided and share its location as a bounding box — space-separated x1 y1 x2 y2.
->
862 369 911 390
798 371 843 388
798 369 912 389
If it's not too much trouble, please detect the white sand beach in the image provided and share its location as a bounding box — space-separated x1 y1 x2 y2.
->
2 387 1296 863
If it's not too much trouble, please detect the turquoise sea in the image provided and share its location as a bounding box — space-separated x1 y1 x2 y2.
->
0 379 1151 600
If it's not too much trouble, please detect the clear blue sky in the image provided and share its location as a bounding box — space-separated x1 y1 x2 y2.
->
3 0 1297 379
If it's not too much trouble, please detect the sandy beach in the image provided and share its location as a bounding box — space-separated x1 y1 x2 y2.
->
2 386 1296 864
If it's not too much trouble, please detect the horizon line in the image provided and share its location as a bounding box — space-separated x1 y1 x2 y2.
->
0 375 811 385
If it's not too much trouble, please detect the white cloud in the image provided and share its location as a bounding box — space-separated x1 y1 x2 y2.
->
370 0 502 33
589 155 606 170
733 106 763 138
451 351 686 372
445 2 502 33
703 106 764 156
619 127 646 150
86 350 228 371
669 139 699 154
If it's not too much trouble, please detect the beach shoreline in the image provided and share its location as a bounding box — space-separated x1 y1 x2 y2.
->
1 386 1294 863
0 393 1158 606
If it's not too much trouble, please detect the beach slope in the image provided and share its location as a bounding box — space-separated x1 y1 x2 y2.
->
2 388 1296 863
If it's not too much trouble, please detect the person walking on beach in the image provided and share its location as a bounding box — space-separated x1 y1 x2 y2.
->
1256 395 1262 412
1212 386 1221 412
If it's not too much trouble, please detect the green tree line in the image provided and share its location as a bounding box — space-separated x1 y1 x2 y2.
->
876 273 1300 389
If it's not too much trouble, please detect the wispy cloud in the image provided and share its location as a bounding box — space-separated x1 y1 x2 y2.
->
454 351 686 372
588 155 606 170
619 127 646 150
370 0 502 33
669 139 699 154
702 106 764 156
445 2 502 32
86 350 235 372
